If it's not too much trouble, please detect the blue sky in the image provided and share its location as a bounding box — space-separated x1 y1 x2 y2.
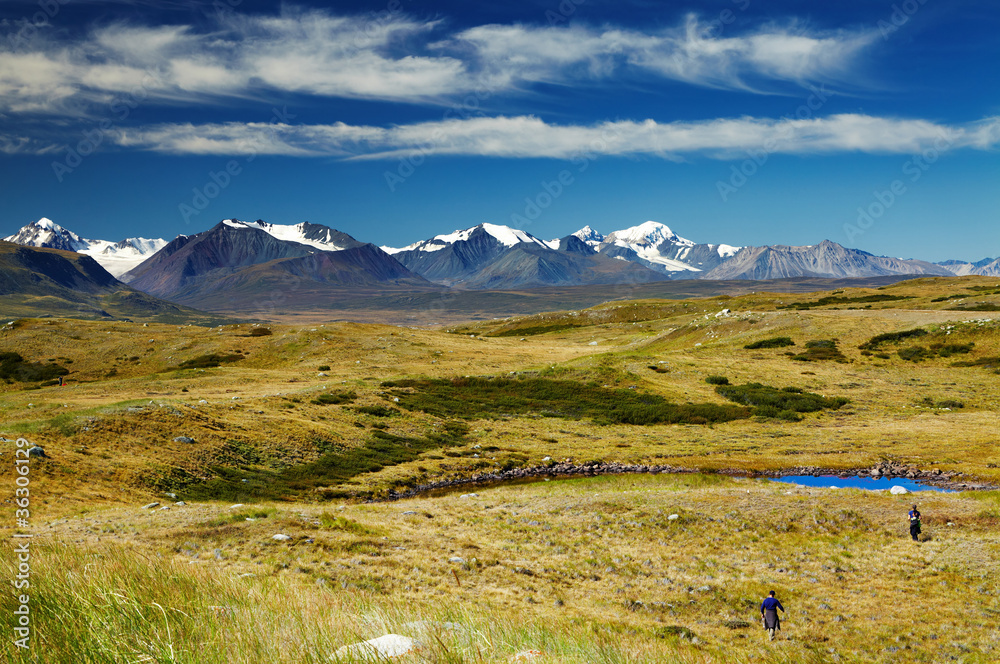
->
1 0 997 261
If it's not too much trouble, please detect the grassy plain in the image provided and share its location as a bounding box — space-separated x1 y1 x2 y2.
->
2 275 999 662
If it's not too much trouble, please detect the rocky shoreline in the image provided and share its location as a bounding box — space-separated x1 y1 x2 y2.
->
377 460 997 501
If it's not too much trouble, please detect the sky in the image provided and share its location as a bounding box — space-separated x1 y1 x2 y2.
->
0 0 997 261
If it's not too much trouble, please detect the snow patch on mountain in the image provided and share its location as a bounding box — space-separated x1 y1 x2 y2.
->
220 219 347 251
384 223 549 254
605 221 694 249
4 218 166 277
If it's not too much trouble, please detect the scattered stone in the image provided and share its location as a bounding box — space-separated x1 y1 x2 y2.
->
165 492 177 499
159 506 170 511
890 486 909 495
449 556 466 564
27 446 48 458
335 634 422 661
402 510 417 515
174 501 186 506
271 534 291 541
667 514 679 521
460 493 478 499
141 502 160 510
173 436 196 444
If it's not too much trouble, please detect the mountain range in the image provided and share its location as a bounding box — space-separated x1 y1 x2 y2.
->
3 218 166 278
0 240 233 324
3 217 996 315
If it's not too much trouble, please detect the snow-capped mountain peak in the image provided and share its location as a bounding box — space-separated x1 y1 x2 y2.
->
220 219 349 251
5 217 88 252
4 217 167 278
605 221 693 248
384 223 549 254
571 225 606 247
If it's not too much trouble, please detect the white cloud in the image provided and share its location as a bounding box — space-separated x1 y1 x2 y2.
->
0 9 881 117
104 114 1000 159
453 15 878 92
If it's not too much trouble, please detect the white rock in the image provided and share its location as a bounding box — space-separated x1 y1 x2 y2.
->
889 486 909 495
459 493 478 499
271 534 291 541
449 556 466 564
142 502 160 510
230 504 245 509
667 514 679 521
588 341 598 346
335 634 421 660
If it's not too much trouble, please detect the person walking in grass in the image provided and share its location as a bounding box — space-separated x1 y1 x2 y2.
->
760 590 785 641
909 504 922 541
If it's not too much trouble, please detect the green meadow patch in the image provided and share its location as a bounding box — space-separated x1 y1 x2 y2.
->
858 328 928 351
0 351 69 383
382 376 751 426
715 382 849 422
777 294 912 310
743 336 795 350
180 422 470 502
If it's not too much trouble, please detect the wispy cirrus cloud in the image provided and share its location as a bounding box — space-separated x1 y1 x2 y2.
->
0 7 880 118
452 15 877 93
108 114 1000 159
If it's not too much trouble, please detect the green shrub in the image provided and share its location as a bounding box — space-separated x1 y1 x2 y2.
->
898 346 931 362
949 303 1000 311
705 375 730 385
859 328 928 351
778 294 912 310
311 391 356 405
0 352 70 383
744 337 794 349
318 365 331 371
952 356 1000 370
715 382 849 419
176 353 243 369
356 405 399 417
791 340 848 363
930 343 974 357
383 376 751 426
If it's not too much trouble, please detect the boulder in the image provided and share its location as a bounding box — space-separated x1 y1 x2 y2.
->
271 534 292 541
889 486 909 495
173 436 196 444
27 446 48 458
335 634 421 660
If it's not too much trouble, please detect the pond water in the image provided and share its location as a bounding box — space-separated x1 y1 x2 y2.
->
769 475 955 493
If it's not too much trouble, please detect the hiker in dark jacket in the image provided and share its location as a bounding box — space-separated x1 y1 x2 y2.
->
909 505 921 541
760 590 785 641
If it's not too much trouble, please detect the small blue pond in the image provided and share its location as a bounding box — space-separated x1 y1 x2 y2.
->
769 475 955 493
